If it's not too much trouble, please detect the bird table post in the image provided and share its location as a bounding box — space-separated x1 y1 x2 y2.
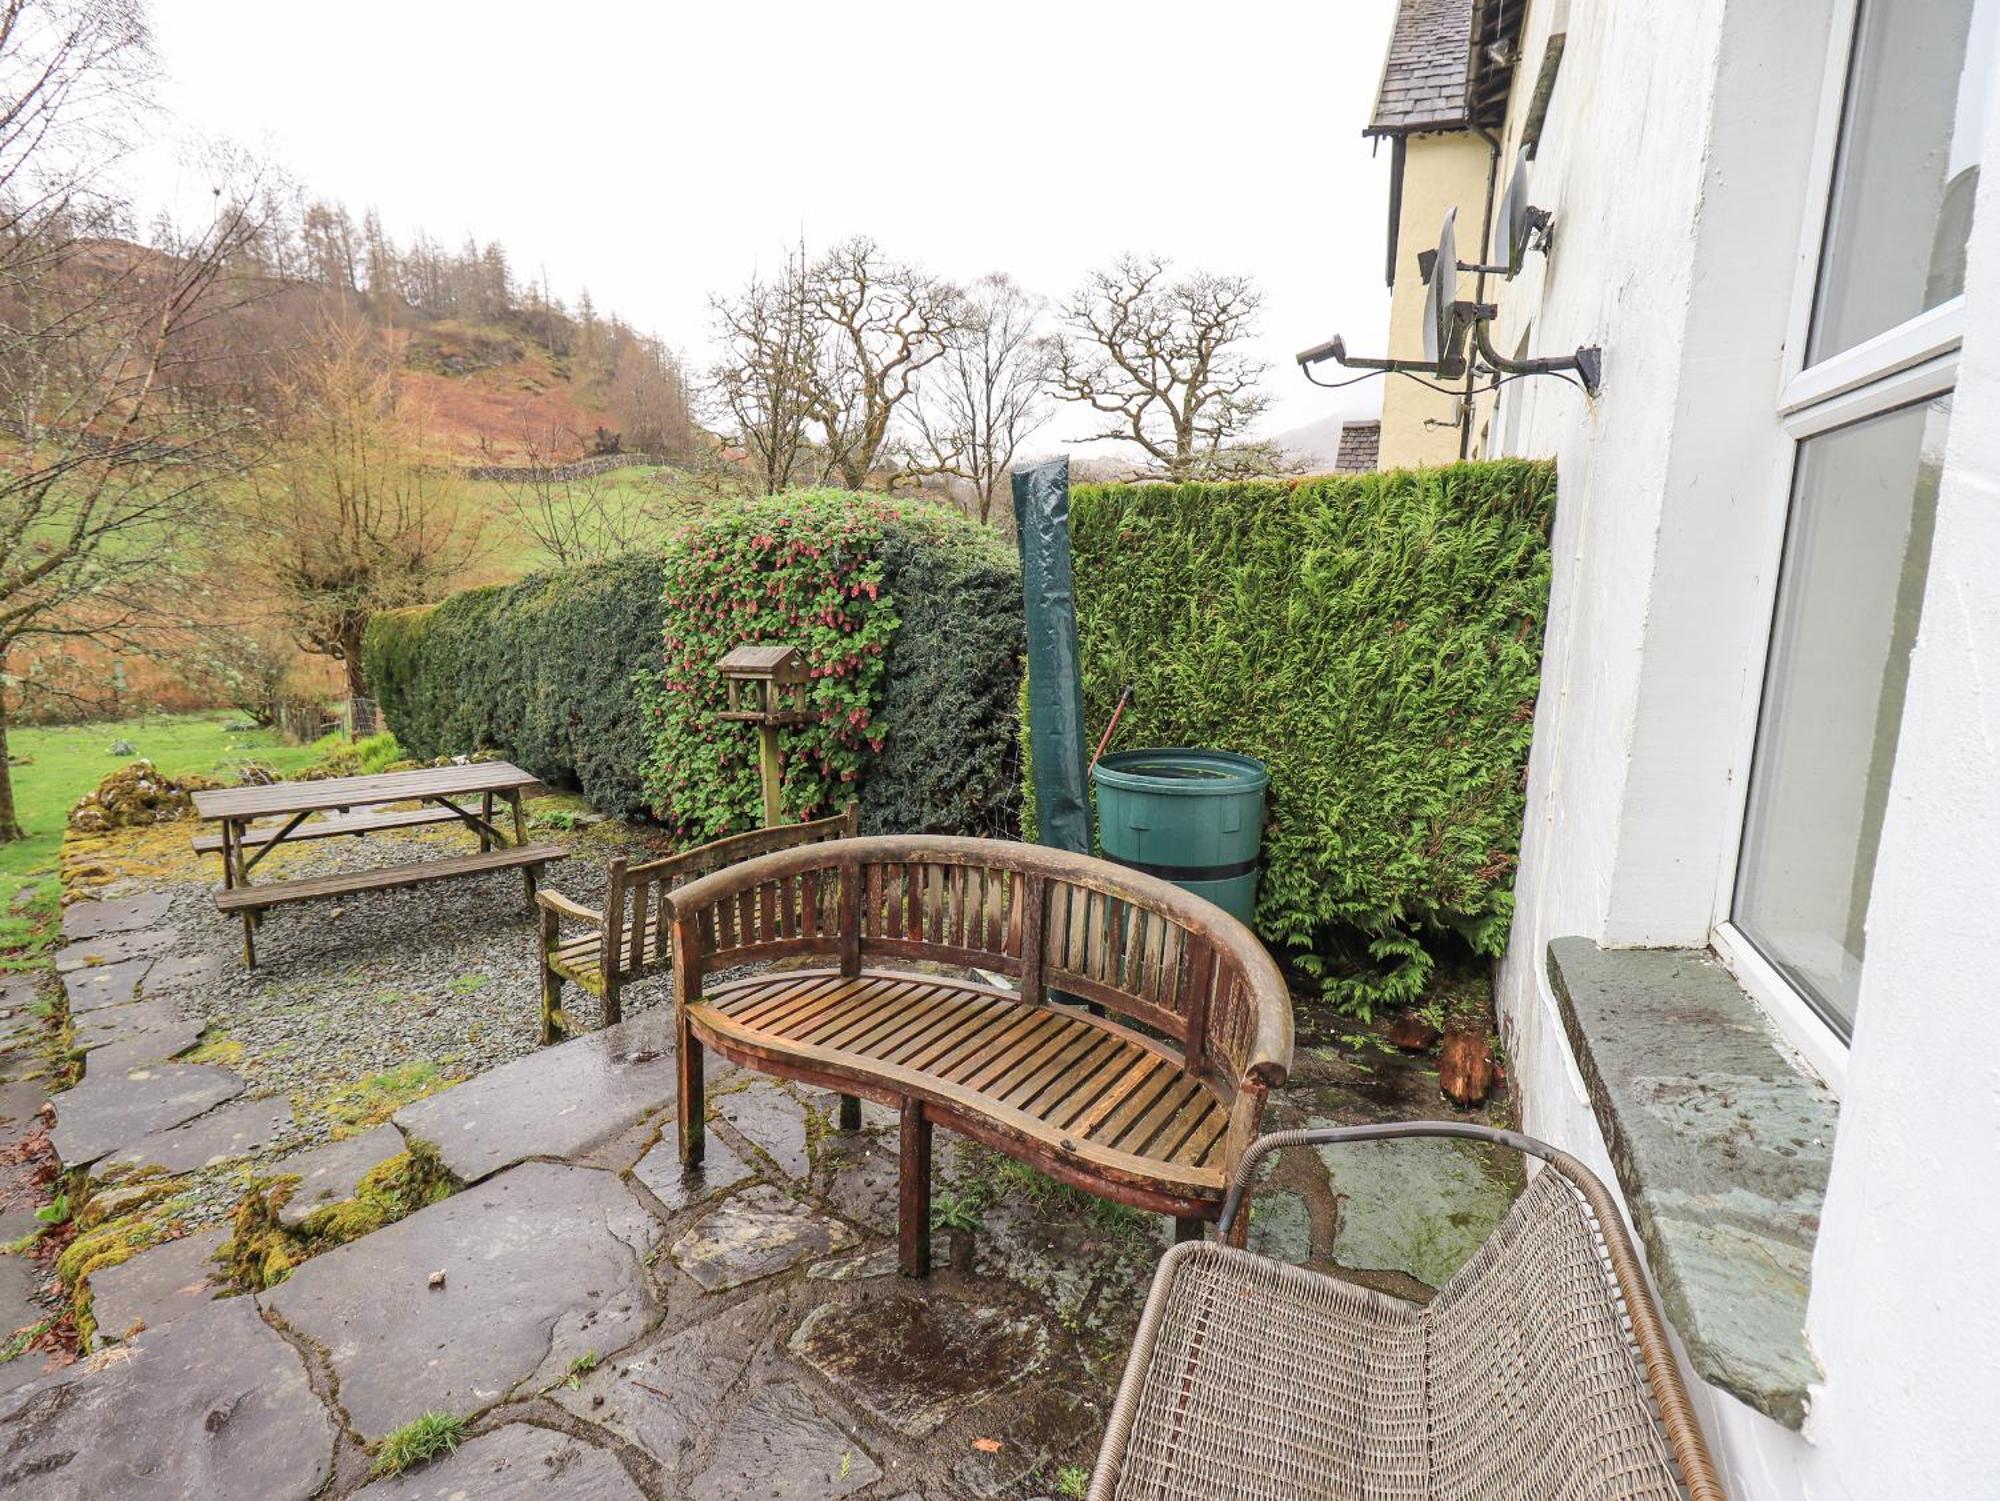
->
715 644 814 828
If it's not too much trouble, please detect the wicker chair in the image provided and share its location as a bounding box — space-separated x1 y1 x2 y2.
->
1088 1123 1726 1501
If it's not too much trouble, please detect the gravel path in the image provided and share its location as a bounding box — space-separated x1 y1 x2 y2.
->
135 820 676 1178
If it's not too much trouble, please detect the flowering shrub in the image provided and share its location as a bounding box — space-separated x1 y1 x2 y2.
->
642 491 901 838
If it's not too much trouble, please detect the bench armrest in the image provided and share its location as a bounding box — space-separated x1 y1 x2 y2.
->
535 890 602 927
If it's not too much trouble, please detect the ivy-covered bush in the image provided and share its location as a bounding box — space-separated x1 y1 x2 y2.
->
361 552 667 816
1066 461 1556 1013
641 491 1024 840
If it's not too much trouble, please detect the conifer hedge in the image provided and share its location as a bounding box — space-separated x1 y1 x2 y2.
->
1066 460 1556 1013
362 551 667 816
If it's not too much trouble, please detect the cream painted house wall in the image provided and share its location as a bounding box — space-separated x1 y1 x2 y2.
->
1377 132 1490 469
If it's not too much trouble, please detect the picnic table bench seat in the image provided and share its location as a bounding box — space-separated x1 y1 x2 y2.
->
669 835 1293 1275
214 842 569 913
534 807 857 1043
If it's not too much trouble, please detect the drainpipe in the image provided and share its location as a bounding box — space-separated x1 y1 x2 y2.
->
1465 123 1503 461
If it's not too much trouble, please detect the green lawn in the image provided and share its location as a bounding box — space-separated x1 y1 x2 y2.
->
466 463 708 574
0 712 332 960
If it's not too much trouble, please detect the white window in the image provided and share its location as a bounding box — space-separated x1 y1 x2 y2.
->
1716 0 1994 1054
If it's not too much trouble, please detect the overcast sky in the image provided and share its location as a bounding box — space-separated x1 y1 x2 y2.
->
135 0 1397 444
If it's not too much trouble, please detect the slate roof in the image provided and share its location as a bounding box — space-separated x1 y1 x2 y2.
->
1367 0 1476 135
1335 420 1381 473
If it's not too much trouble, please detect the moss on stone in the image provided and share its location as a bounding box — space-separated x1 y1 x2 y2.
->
221 1141 457 1291
57 1199 182 1348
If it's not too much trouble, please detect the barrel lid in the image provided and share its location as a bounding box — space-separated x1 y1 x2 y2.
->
1092 748 1270 795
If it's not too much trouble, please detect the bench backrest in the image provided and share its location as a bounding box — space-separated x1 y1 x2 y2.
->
668 835 1293 1155
601 806 858 981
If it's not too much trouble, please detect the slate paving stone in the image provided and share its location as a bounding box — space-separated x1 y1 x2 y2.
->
715 1077 814 1181
0 1078 48 1147
61 956 152 1012
59 893 173 941
0 1254 44 1339
807 1243 947 1280
670 1184 858 1293
48 1063 245 1169
81 1015 204 1077
85 1227 228 1347
72 996 182 1050
686 1377 881 1501
551 1297 768 1468
0 1295 337 1500
631 1125 754 1213
264 1161 660 1441
351 1423 646 1500
52 925 179 973
140 950 223 996
950 1387 1102 1498
99 1094 293 1177
790 1296 1050 1438
0 973 37 1009
394 1011 678 1183
273 1122 406 1229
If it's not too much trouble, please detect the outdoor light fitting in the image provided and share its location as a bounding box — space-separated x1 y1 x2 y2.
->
1297 204 1602 396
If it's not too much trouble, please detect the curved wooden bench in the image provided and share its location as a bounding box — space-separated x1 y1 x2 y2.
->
668 835 1292 1276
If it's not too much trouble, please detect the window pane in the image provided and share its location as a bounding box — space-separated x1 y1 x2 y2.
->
1735 393 1951 1034
1807 0 1996 362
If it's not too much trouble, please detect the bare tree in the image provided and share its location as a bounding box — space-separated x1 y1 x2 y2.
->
239 321 486 695
902 274 1054 523
1053 254 1289 481
805 237 963 490
492 424 671 566
707 245 822 494
0 1 273 841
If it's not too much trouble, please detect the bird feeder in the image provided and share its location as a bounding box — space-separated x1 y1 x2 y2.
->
716 643 814 827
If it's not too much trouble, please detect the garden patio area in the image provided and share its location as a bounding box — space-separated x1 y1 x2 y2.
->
0 799 1520 1500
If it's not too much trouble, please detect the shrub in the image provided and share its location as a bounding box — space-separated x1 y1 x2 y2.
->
362 553 666 816
1065 461 1556 1013
367 492 1025 838
861 515 1024 837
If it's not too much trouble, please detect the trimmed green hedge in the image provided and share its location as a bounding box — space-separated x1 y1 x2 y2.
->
364 493 1024 838
362 552 667 816
1066 461 1556 1013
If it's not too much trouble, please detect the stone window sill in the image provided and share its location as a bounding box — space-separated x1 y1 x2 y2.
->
1545 937 1838 1430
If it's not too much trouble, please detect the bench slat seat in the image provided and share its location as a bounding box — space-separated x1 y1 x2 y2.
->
215 843 568 913
191 806 460 853
695 968 1232 1194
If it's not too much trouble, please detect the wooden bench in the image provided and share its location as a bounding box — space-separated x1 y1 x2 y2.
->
535 807 858 1043
216 843 568 962
191 806 461 855
669 834 1293 1276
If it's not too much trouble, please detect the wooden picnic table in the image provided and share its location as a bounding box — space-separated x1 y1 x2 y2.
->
192 762 568 967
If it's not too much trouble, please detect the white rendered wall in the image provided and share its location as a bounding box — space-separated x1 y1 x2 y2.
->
1485 0 2000 1494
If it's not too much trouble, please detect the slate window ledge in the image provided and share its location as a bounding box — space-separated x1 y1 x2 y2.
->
1545 937 1838 1430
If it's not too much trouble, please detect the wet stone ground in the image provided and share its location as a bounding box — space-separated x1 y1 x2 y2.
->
0 816 1524 1499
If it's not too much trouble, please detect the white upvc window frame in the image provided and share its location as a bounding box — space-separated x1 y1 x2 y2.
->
1708 0 1969 1088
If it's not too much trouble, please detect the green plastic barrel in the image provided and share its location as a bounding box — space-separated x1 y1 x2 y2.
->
1092 749 1269 923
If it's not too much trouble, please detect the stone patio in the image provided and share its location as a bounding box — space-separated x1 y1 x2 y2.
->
1 873 1524 1499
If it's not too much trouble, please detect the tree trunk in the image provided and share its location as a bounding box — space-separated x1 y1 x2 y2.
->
0 703 24 844
340 623 369 698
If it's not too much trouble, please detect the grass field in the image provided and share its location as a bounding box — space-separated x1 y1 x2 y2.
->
0 713 332 962
463 463 712 576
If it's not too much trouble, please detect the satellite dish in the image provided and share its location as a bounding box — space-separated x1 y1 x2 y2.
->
1422 210 1469 377
1493 148 1552 277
